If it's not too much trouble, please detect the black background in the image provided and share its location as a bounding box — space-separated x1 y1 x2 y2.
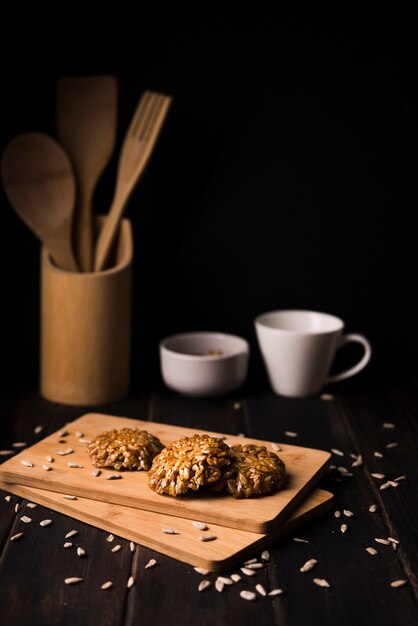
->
0 6 417 391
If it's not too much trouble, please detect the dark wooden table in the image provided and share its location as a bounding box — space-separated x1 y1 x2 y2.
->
0 376 417 626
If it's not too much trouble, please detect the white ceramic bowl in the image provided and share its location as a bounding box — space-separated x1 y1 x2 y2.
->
159 332 250 397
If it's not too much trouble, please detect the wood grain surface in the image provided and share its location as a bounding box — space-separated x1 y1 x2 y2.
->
0 413 331 532
0 382 417 626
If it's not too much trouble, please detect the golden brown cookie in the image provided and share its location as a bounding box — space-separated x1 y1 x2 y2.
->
223 444 286 498
87 428 164 471
147 434 232 496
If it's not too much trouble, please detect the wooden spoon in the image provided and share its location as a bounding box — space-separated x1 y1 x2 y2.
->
56 76 118 271
1 132 78 271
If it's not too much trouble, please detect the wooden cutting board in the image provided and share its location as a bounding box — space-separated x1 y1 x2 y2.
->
0 413 331 533
0 480 333 571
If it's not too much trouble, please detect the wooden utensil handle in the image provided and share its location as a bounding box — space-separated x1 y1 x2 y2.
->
75 190 94 272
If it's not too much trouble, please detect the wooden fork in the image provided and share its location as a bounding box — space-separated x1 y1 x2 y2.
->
94 90 172 271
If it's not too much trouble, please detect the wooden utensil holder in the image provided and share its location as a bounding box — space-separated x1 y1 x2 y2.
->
40 218 132 405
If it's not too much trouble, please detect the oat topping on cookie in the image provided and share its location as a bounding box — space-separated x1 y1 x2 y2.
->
147 434 232 496
87 428 164 471
222 444 286 498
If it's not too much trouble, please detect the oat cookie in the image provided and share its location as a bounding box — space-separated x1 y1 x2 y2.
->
87 428 164 471
147 434 232 496
223 444 286 498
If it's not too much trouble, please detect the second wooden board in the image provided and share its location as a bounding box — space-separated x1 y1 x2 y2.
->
0 481 333 571
0 413 331 533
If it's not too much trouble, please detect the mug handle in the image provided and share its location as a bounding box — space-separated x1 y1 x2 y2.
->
326 334 372 384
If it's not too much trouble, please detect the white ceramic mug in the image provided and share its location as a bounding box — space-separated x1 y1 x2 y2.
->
254 310 372 398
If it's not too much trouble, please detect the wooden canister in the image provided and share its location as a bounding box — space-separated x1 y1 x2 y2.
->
40 218 132 405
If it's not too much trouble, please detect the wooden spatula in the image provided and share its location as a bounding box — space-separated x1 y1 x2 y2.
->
94 90 172 272
56 76 118 271
1 132 78 271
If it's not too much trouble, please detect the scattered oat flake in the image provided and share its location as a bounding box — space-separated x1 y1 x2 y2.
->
194 567 210 575
10 533 23 542
320 393 334 400
46 455 54 463
300 559 318 573
215 579 224 592
14 503 21 513
388 481 399 488
34 425 43 434
65 577 83 585
293 537 309 543
65 530 78 539
261 550 270 561
313 578 331 588
369 504 377 513
198 580 211 592
371 473 386 479
240 590 257 601
92 470 101 477
5 496 11 502
20 516 31 524
217 576 233 586
106 534 114 542
67 462 84 468
79 439 92 444
162 527 180 535
334 510 341 518
241 567 256 577
366 547 378 555
386 442 398 449
393 475 406 482
111 544 122 553
192 521 208 530
246 563 264 570
244 558 257 565
130 542 136 552
380 482 391 491
40 519 52 527
42 464 52 471
231 574 242 582
237 433 246 437
375 538 391 545
127 576 135 589
105 474 122 480
343 510 354 517
388 537 399 544
331 448 344 456
77 547 86 557
64 542 73 548
233 402 242 410
256 583 267 596
374 452 383 458
0 450 14 456
21 460 33 467
59 430 69 437
271 443 282 452
390 580 407 588
13 442 27 448
269 589 284 596
75 431 84 438
340 524 348 533
199 535 217 542
63 495 77 500
26 502 37 509
352 456 363 467
101 581 113 590
382 422 395 429
284 431 298 437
